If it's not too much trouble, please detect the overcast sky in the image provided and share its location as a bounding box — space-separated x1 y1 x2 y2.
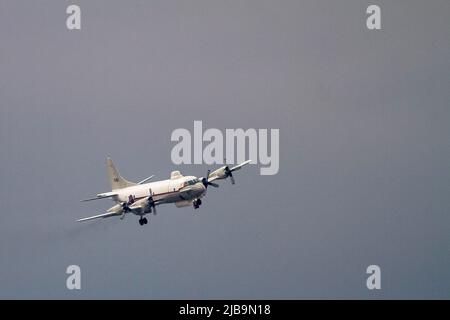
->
0 0 449 299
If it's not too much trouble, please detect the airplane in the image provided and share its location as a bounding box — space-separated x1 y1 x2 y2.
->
77 157 252 226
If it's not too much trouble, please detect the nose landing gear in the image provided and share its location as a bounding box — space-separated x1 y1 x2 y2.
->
139 217 148 226
193 198 202 209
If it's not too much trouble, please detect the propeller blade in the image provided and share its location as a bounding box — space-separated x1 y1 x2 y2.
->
149 188 157 215
202 169 215 189
121 194 136 214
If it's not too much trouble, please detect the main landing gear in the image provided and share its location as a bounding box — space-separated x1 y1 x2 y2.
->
193 198 202 209
139 217 148 226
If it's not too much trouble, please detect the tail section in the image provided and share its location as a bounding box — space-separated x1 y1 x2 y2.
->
106 157 136 190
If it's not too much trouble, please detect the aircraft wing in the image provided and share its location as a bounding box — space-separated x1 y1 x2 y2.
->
230 160 252 172
76 212 120 222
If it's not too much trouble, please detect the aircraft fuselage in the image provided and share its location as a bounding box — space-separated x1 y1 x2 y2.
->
110 175 206 211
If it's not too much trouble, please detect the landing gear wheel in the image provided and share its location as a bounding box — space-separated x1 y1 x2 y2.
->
143 218 148 224
139 218 147 226
193 199 201 209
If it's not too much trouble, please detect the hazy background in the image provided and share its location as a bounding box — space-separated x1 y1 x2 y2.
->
0 0 449 299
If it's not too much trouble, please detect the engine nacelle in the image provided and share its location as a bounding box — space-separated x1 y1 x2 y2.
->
107 203 123 213
175 200 192 208
209 166 228 180
142 200 153 214
126 197 153 214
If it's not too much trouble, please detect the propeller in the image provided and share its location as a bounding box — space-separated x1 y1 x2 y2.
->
224 166 235 184
148 188 156 215
201 170 219 188
222 158 236 184
120 195 135 219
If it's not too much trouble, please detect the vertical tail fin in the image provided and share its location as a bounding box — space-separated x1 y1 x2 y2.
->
106 157 136 190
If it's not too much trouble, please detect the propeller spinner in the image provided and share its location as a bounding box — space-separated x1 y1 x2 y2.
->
201 170 219 188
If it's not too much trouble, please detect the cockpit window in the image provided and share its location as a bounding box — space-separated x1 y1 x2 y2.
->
184 178 200 186
185 179 198 186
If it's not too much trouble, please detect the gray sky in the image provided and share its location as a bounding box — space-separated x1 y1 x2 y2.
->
0 0 449 299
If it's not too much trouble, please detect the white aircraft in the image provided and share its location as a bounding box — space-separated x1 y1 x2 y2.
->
78 157 251 226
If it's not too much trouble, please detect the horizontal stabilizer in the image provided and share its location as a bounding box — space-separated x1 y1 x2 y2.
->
80 192 118 202
137 175 155 185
